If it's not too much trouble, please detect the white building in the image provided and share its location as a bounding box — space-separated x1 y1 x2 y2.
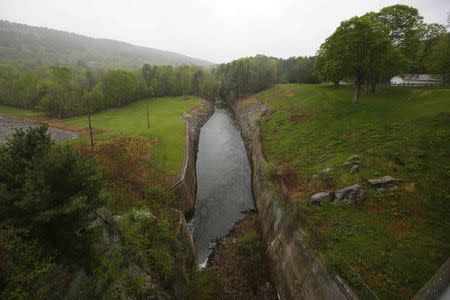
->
390 74 443 86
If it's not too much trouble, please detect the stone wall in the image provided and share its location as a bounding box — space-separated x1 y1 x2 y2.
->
169 100 214 218
233 99 356 300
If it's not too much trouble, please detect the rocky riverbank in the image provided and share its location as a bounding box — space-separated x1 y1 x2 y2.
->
203 213 277 299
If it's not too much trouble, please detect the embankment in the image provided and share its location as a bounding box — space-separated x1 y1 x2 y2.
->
233 99 356 300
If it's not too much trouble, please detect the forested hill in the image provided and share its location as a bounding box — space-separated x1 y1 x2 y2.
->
0 20 212 69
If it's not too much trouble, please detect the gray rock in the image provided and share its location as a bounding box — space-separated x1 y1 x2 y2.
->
347 155 361 162
320 167 333 180
343 155 361 167
0 115 78 145
350 165 359 174
368 176 400 191
334 183 365 205
309 191 334 205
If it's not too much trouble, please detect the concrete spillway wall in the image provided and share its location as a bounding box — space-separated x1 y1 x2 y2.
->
170 100 214 218
233 99 356 300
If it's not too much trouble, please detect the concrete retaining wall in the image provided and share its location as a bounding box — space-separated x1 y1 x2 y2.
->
233 99 355 300
170 100 214 218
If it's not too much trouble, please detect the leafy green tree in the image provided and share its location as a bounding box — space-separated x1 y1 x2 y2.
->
378 5 423 72
426 33 450 82
317 15 391 103
102 69 141 106
0 126 104 258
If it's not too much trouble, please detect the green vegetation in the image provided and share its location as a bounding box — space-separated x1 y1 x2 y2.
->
0 226 55 299
187 215 274 299
316 4 448 102
0 104 40 119
254 83 450 298
0 126 104 259
0 127 104 297
64 96 199 174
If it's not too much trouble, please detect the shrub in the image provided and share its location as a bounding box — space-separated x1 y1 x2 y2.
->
121 207 182 282
0 226 55 299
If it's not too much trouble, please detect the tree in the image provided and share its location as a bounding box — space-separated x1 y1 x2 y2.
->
102 70 139 106
317 16 392 103
0 126 104 258
426 33 450 82
378 5 424 72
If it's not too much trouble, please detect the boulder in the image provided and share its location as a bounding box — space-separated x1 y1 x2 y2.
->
350 165 359 174
334 183 365 205
320 167 333 180
347 155 360 162
342 155 361 167
368 176 400 191
309 192 334 205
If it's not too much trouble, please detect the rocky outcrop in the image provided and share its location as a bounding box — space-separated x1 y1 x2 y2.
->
309 184 365 206
309 191 334 205
334 183 365 205
233 99 356 300
169 100 214 218
368 176 400 191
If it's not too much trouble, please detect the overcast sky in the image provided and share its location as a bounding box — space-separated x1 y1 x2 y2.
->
0 0 448 63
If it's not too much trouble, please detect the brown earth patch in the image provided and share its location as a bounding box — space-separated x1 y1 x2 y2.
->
368 202 385 214
77 136 175 211
290 113 307 123
389 219 412 233
280 165 299 190
47 121 104 136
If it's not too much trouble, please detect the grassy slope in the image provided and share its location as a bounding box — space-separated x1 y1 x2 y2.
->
255 84 449 299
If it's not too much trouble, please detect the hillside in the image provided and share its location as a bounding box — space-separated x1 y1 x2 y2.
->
246 84 450 299
0 20 212 69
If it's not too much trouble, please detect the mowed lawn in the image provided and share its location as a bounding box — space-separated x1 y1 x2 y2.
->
253 84 450 299
0 97 200 175
62 96 200 175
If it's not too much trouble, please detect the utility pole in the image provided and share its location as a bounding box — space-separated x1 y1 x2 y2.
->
87 98 94 149
146 102 150 129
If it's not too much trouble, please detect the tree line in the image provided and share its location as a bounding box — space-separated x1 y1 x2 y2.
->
315 4 449 103
0 54 319 117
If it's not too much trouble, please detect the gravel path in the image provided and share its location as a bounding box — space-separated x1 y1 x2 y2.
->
0 115 79 145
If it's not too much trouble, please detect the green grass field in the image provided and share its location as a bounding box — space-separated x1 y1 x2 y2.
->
62 96 200 175
0 97 200 175
254 84 450 299
0 104 41 119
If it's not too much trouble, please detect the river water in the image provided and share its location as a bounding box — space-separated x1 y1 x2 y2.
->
190 104 254 266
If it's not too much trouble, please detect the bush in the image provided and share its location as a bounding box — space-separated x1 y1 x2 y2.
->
121 207 182 282
236 227 267 288
0 125 104 259
0 226 55 299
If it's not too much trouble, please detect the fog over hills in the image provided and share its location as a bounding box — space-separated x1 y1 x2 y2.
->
0 20 213 69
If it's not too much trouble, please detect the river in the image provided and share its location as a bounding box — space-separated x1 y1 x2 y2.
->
189 103 254 266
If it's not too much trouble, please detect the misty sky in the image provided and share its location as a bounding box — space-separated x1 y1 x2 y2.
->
0 0 448 63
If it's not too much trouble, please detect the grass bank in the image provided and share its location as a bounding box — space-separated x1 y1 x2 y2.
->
250 84 449 299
